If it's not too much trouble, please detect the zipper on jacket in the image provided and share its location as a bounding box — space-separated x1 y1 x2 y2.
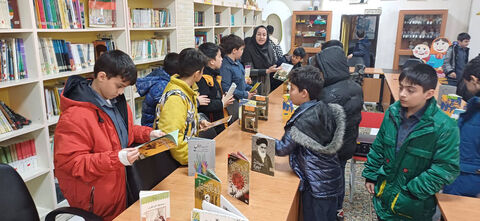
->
376 180 387 198
89 186 95 213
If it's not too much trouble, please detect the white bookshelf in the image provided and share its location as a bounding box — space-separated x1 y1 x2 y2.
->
0 0 260 219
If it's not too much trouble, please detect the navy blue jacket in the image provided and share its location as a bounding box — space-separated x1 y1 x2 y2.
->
352 38 371 67
275 100 346 198
458 96 480 174
135 68 170 127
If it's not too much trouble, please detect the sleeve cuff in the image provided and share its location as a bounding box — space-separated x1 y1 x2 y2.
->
365 178 377 184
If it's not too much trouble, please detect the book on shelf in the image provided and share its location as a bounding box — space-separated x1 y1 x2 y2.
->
0 100 31 133
44 85 64 120
194 11 204 27
0 138 38 175
39 38 94 75
195 169 221 209
139 190 170 221
32 0 86 29
251 133 275 176
130 8 170 28
251 95 268 120
7 0 21 28
214 33 223 45
215 12 220 26
0 0 11 28
93 35 116 60
239 100 258 133
0 38 28 81
131 38 167 61
135 129 178 160
195 32 207 48
227 151 249 204
88 0 116 28
191 195 248 221
188 137 215 176
440 94 463 117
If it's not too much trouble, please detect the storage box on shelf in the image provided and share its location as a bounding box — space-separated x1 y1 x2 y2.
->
291 11 332 54
393 10 448 70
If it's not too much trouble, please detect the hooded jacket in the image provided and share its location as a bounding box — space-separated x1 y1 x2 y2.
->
155 74 199 165
136 68 170 127
276 100 346 198
197 66 228 134
362 99 459 220
54 76 152 220
314 46 364 162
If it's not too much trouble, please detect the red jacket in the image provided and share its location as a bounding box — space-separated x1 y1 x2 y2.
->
54 76 152 220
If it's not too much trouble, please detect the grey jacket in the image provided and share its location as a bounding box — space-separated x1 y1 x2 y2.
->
443 42 470 76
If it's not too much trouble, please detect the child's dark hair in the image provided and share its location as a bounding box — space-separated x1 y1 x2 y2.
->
457 32 471 41
293 47 306 58
94 50 137 85
178 48 208 78
220 34 245 55
399 63 437 92
164 52 180 76
288 65 324 100
198 42 221 60
356 29 365 39
256 137 268 146
463 55 480 81
266 25 274 35
321 40 343 50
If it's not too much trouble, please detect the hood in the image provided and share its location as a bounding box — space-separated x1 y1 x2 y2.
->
316 46 350 86
290 102 346 155
136 68 170 97
166 74 197 98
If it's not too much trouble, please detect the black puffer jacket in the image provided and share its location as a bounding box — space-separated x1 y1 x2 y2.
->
315 46 364 162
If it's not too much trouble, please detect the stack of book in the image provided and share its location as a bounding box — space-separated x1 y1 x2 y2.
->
39 38 95 75
0 0 21 29
194 11 205 27
44 85 64 120
130 8 170 28
0 101 31 134
0 138 38 175
0 38 28 81
33 0 87 29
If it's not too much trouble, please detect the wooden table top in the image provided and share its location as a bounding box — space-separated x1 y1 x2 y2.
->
349 67 384 75
114 87 300 220
436 193 480 221
384 73 400 101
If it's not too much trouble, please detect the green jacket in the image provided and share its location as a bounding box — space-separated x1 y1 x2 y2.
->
362 99 460 220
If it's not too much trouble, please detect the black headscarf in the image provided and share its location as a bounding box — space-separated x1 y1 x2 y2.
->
243 25 275 68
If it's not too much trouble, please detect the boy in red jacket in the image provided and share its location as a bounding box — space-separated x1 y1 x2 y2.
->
54 50 164 220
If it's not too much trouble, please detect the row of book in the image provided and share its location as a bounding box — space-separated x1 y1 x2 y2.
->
44 86 64 120
194 11 205 27
131 38 168 61
39 38 95 75
130 8 171 28
33 0 86 29
0 138 38 175
0 0 21 29
195 32 207 48
0 101 31 135
0 38 28 82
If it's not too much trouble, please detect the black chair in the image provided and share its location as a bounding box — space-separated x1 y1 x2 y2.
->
0 163 101 221
347 56 365 67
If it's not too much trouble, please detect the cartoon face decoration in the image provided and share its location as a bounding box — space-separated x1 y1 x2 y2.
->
413 44 430 59
431 38 450 54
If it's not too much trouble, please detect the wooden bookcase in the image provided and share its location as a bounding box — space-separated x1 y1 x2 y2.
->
393 9 448 70
291 11 332 55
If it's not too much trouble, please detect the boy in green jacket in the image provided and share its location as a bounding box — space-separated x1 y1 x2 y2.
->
362 63 460 220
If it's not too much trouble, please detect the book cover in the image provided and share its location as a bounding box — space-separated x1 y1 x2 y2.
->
139 190 170 221
188 137 216 176
7 0 21 28
273 63 293 81
227 152 249 204
282 94 296 123
248 82 260 93
240 102 258 133
194 169 221 209
195 197 248 221
251 133 275 176
135 129 178 160
440 94 462 117
0 0 11 29
88 0 116 28
191 208 244 221
252 95 268 120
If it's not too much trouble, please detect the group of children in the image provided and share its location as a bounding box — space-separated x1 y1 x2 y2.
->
52 29 478 220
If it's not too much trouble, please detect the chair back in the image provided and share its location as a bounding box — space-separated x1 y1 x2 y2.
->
347 56 364 67
0 163 40 221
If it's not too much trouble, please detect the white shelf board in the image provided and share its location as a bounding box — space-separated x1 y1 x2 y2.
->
214 26 229 28
0 122 44 142
42 67 94 81
38 206 51 220
0 77 38 89
47 115 60 126
194 26 214 29
133 56 165 65
129 27 176 31
21 167 51 182
0 29 34 33
36 27 125 33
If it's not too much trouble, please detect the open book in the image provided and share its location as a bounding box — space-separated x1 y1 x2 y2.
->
249 82 261 93
139 190 170 221
136 130 178 159
199 115 232 132
273 63 294 81
191 195 248 221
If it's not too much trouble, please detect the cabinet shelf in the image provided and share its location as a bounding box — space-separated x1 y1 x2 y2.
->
21 167 51 182
291 11 332 56
36 28 126 33
42 67 94 81
133 56 166 65
129 27 176 31
0 122 44 143
0 78 38 89
0 29 34 33
47 115 60 126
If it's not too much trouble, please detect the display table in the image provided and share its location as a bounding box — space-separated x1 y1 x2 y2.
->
114 87 300 220
436 193 480 221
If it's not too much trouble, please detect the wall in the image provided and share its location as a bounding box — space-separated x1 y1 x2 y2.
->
271 0 472 69
468 0 480 56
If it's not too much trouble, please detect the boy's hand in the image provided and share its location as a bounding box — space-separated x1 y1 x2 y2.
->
266 65 281 74
449 72 457 78
222 94 235 108
365 182 375 194
348 54 353 59
118 148 140 165
247 91 256 99
150 130 165 140
245 77 252 84
199 120 211 129
198 95 211 106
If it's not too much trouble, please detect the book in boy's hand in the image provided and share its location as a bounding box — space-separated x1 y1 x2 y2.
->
273 63 294 81
195 169 221 209
252 95 268 120
188 137 216 176
139 190 170 221
223 83 237 104
244 65 251 79
198 115 232 132
440 94 463 117
249 82 261 93
227 152 250 204
136 130 178 160
251 133 275 176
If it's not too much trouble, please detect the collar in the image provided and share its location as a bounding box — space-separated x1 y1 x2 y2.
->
89 84 116 108
224 56 240 66
288 100 318 124
400 102 428 121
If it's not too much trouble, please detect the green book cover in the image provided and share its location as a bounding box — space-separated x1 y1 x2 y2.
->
5 145 12 163
194 169 221 209
0 147 7 163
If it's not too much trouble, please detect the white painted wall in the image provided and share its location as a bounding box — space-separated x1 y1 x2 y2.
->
270 0 472 69
468 0 480 57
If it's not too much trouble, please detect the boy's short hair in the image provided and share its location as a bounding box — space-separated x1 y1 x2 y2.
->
288 65 324 100
198 42 221 60
293 47 306 58
178 48 208 78
356 29 365 39
457 32 471 41
164 52 180 76
321 40 343 50
266 25 274 35
220 34 245 55
463 55 480 81
256 137 268 146
94 50 137 85
399 63 438 92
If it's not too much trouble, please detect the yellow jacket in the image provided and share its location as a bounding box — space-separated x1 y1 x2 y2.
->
155 74 199 165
